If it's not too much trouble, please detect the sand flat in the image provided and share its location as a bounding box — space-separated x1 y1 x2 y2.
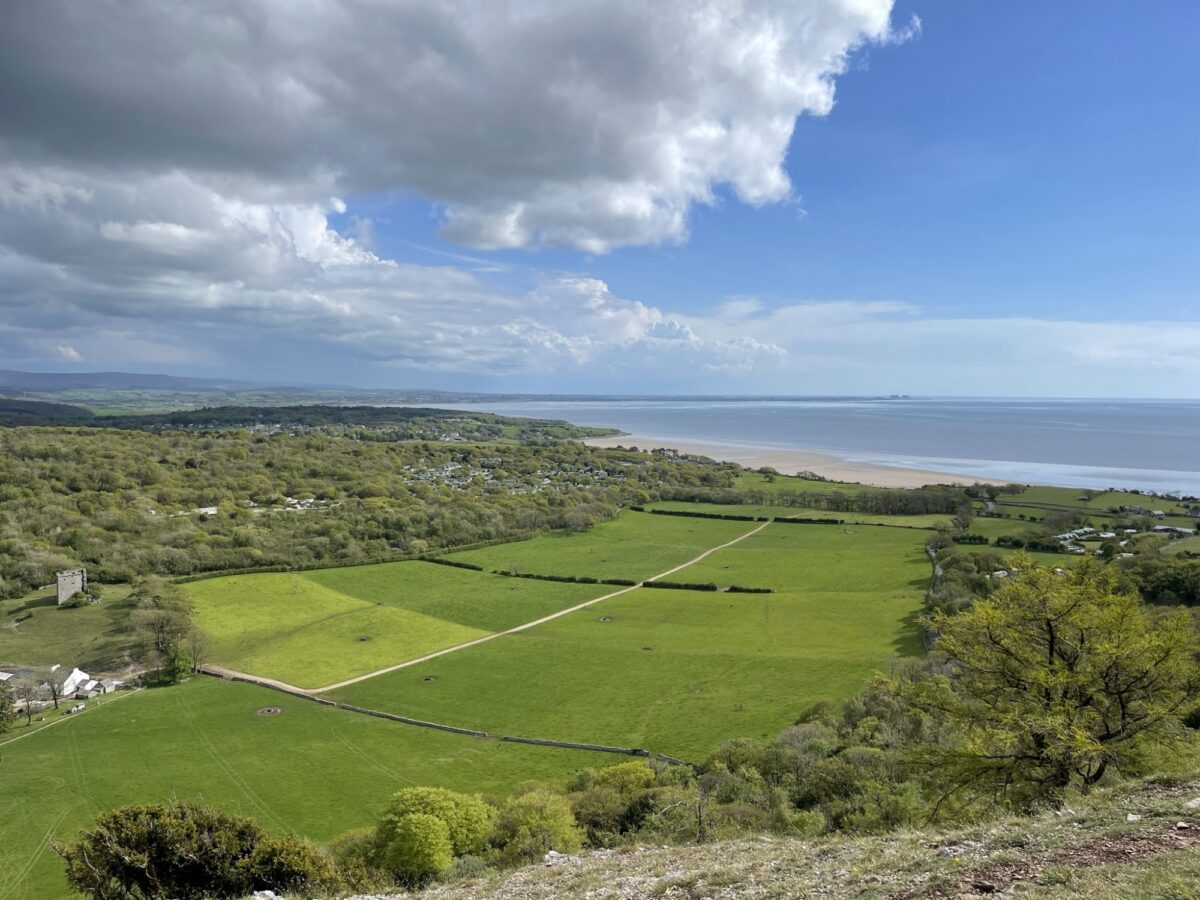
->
584 434 983 488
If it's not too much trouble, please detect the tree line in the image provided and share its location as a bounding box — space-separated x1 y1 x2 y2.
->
0 427 739 597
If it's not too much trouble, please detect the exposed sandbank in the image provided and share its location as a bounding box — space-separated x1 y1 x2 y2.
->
584 435 987 489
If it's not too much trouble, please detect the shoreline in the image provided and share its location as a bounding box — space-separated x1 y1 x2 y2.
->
584 434 988 489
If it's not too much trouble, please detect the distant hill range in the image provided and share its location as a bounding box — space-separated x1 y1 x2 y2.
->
0 369 909 407
0 369 301 393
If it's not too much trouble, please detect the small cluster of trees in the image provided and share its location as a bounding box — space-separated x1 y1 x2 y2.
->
331 785 584 888
950 533 988 545
129 577 211 682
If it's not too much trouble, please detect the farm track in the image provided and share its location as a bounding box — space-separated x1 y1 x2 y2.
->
0 689 141 749
203 519 772 695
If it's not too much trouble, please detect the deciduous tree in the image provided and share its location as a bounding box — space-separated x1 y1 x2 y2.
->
899 557 1200 806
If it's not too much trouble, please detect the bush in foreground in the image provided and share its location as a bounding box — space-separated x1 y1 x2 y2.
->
53 801 337 899
491 788 584 866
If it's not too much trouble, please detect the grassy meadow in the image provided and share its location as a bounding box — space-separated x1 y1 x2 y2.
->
647 500 952 529
0 678 610 900
0 584 136 673
733 471 883 495
444 511 753 580
185 563 607 688
331 519 928 760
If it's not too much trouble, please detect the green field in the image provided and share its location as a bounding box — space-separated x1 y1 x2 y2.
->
186 563 608 688
0 585 135 672
332 521 927 760
1163 535 1200 556
0 678 609 900
733 471 881 495
445 511 753 581
648 500 950 529
1013 485 1194 515
668 522 931 593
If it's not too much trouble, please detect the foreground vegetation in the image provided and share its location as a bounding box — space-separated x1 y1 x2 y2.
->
34 558 1200 898
384 775 1200 899
0 678 614 899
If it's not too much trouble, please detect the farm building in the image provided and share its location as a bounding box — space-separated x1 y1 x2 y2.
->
56 568 87 606
60 667 91 696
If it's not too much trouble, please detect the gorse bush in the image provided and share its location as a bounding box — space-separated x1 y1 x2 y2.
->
53 801 337 899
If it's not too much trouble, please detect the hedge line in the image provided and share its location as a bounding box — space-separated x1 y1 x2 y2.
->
421 557 485 571
951 534 990 545
772 516 844 525
639 507 765 522
643 580 719 592
171 533 534 584
995 536 1063 553
494 570 637 587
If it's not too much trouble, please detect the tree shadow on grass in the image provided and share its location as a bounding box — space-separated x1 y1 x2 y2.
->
5 593 57 616
891 605 927 658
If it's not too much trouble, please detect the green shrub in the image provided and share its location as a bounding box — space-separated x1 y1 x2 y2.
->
381 813 453 884
590 760 657 795
447 854 492 881
244 833 338 896
377 786 496 857
491 789 583 865
53 801 338 899
329 828 392 893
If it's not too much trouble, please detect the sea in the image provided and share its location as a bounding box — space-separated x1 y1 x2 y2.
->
428 398 1200 496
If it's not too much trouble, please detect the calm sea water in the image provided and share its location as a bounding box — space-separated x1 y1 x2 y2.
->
431 398 1200 495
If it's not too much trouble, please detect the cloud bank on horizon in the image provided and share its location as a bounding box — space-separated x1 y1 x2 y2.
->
1 1 1196 395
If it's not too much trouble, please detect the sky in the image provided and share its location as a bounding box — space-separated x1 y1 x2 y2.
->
1 1 1197 396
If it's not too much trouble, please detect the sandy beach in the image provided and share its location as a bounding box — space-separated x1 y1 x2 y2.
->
585 434 987 489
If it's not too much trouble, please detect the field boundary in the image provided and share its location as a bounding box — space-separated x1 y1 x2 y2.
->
200 518 770 689
0 688 142 749
199 670 691 766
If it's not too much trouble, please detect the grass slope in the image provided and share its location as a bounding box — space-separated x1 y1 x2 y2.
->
668 522 932 594
303 562 604 632
733 472 882 495
332 523 926 760
0 585 136 672
444 512 752 581
0 678 610 900
648 500 950 529
331 585 922 761
185 564 605 688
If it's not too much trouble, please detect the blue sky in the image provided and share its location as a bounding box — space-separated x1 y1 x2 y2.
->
2 1 1198 395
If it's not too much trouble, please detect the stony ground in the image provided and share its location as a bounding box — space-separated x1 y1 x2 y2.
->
341 777 1200 900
